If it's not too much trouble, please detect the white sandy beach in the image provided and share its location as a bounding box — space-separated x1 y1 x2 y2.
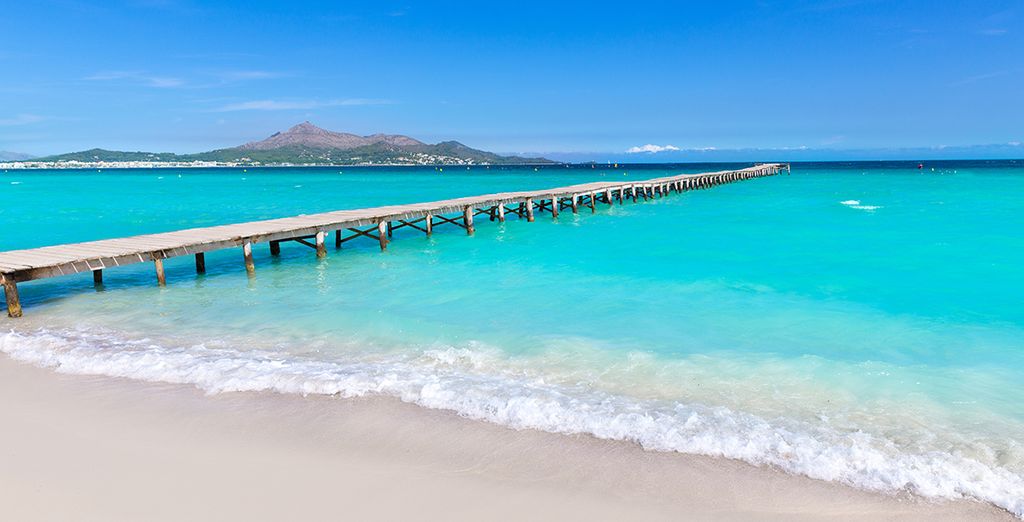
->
0 354 1013 522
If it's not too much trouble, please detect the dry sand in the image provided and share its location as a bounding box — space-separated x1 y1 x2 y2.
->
0 354 1014 521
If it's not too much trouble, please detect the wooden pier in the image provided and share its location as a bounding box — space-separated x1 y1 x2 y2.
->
0 164 788 317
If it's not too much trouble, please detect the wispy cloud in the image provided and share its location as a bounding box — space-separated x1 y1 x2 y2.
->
85 71 185 88
0 114 45 126
951 70 1009 86
174 51 261 60
626 144 681 154
791 0 886 14
210 98 392 112
216 70 283 81
84 69 284 89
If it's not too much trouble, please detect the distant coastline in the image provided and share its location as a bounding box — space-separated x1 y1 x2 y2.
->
5 122 556 170
0 160 559 170
4 158 1022 171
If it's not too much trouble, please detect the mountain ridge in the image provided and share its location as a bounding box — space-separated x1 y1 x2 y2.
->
22 122 554 166
238 122 427 151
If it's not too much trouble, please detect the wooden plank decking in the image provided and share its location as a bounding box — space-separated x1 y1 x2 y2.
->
1 164 789 317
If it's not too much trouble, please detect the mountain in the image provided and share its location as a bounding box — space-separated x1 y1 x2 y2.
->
26 123 555 166
0 151 34 161
239 122 426 151
37 148 181 162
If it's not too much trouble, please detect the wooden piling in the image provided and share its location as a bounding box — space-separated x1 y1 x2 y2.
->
315 231 327 258
525 198 535 222
269 240 281 256
571 194 579 214
378 222 389 250
335 230 342 248
425 214 433 235
496 205 505 222
195 253 206 274
464 206 475 234
551 198 559 218
93 269 103 285
242 242 255 275
3 278 22 318
155 258 166 286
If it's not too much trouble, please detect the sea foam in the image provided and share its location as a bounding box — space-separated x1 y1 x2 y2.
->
841 199 882 211
2 327 1022 517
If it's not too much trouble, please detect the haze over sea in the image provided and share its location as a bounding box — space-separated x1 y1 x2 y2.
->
2 161 1023 516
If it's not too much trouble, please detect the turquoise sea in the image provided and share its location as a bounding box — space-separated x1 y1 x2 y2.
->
2 162 1023 515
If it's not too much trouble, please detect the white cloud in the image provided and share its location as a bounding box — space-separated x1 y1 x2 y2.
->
147 76 186 87
951 70 1008 86
0 114 45 126
217 70 282 81
215 100 317 111
85 71 185 88
211 98 392 112
626 144 681 154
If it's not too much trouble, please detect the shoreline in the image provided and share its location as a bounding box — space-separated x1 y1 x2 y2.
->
0 354 1013 521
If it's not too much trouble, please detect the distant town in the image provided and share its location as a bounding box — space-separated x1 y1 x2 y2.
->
0 155 504 170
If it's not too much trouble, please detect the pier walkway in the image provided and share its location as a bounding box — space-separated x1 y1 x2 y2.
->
1 163 788 317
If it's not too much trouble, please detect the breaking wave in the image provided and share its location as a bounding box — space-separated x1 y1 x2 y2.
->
1 327 1021 517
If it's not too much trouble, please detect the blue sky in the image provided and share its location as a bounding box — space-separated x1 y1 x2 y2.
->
1 0 1021 160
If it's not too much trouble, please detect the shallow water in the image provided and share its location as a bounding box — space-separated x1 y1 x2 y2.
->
2 162 1023 516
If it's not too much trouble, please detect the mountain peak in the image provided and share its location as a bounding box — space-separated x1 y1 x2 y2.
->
287 121 326 133
239 122 424 151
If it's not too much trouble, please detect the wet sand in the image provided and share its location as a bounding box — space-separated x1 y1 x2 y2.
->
0 354 1013 521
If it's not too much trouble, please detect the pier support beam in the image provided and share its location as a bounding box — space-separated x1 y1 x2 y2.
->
154 258 166 286
3 278 22 318
315 231 327 258
269 241 281 256
242 242 255 276
335 230 342 248
571 194 579 214
525 198 535 222
464 206 475 235
496 205 505 222
551 198 559 218
425 214 433 235
93 269 103 286
195 253 206 274
378 222 389 250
